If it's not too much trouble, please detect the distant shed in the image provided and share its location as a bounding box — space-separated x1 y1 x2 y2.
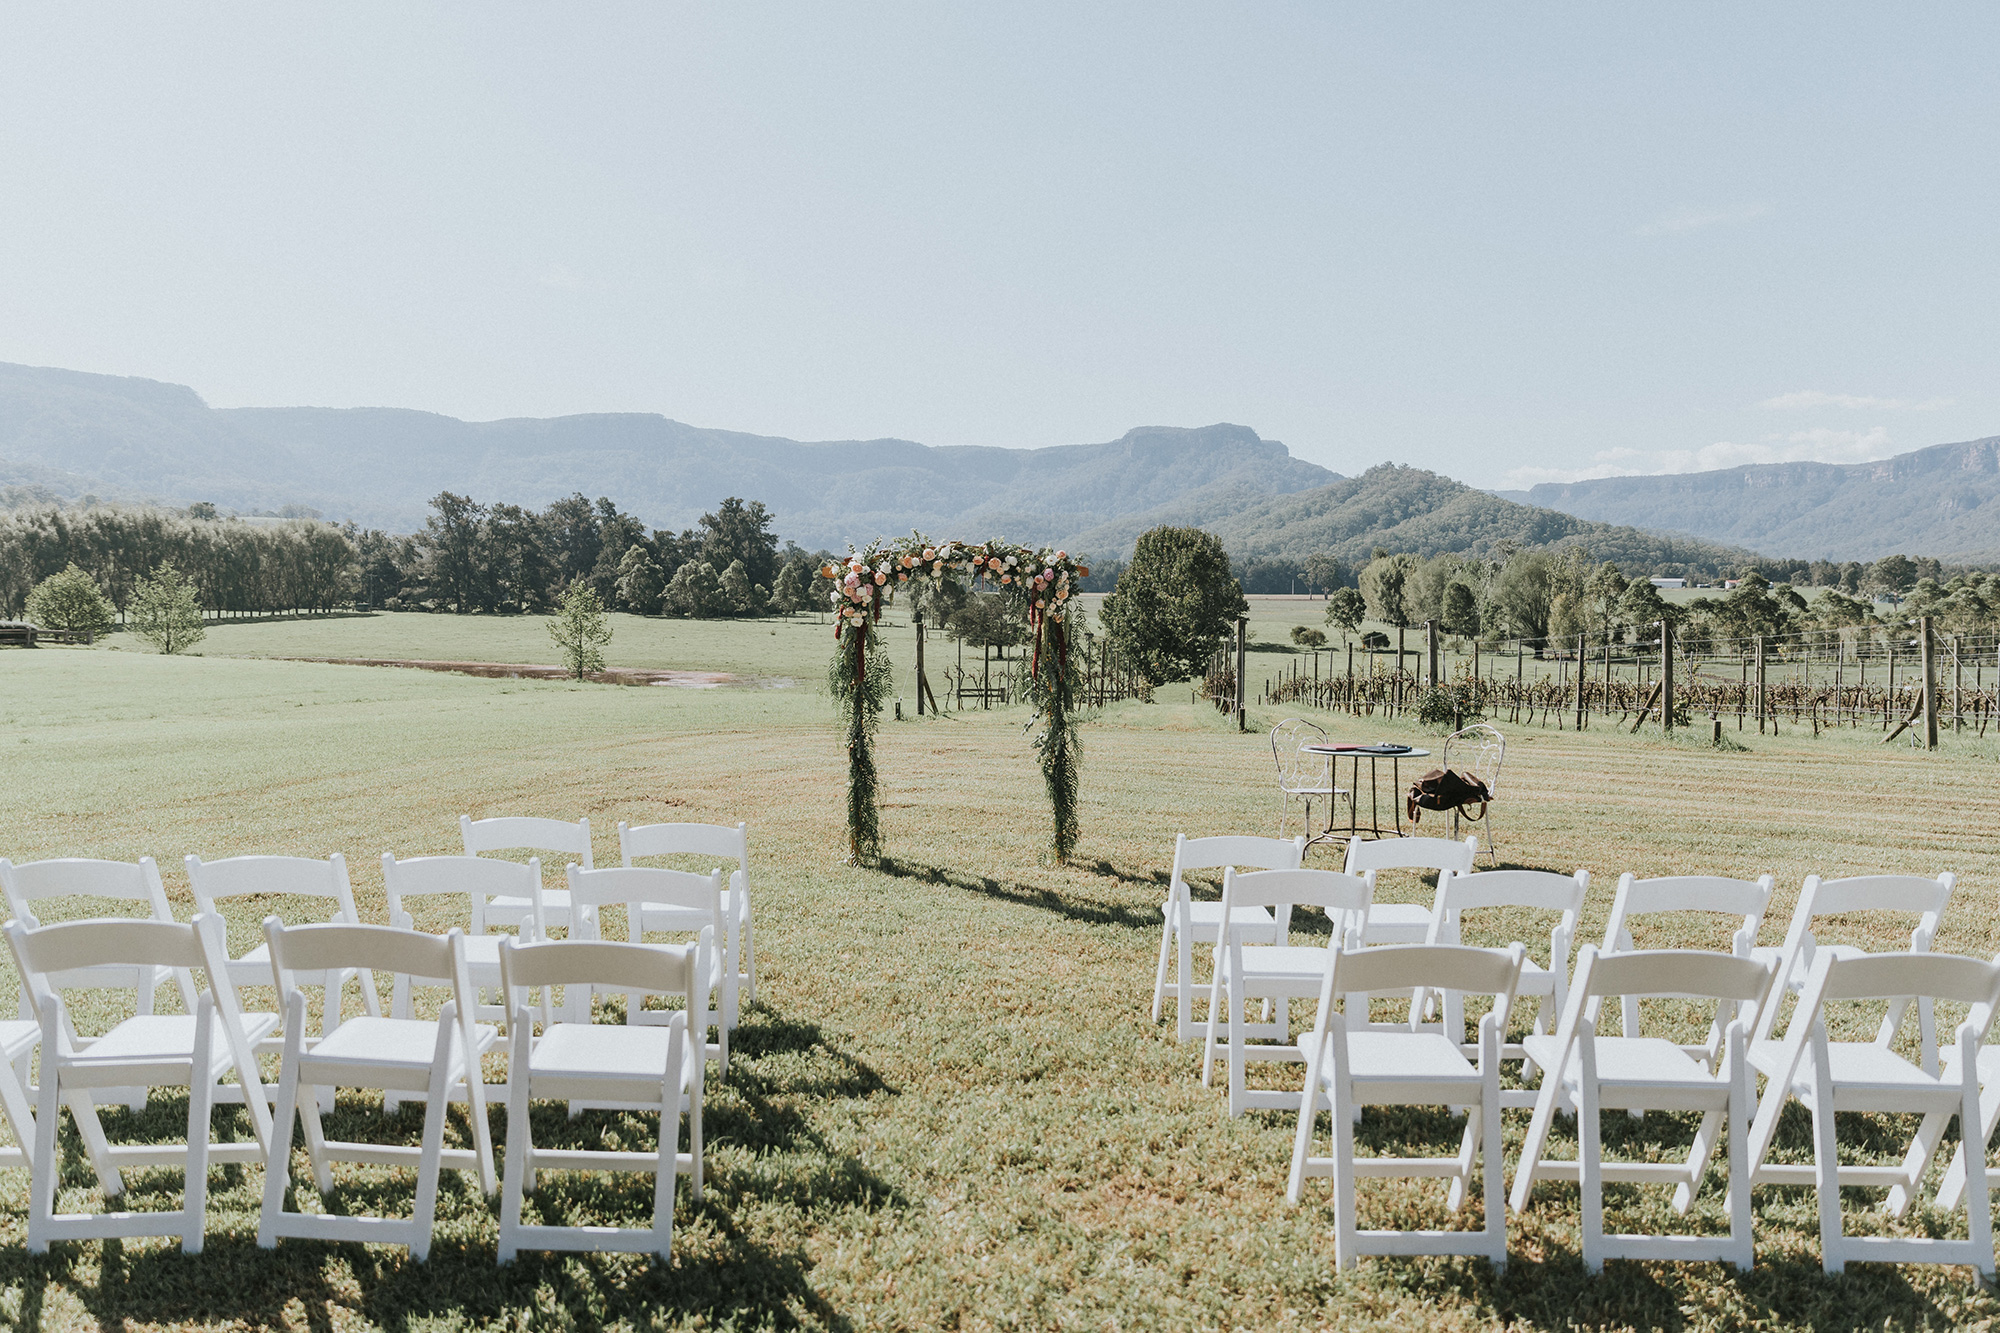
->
1649 577 1688 589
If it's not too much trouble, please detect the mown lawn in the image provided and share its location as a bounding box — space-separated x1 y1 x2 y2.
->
3 634 2000 1331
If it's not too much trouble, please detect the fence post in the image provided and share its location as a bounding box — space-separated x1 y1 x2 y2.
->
1575 632 1586 730
1235 614 1248 733
1953 633 1962 731
1661 620 1675 734
1427 620 1440 689
914 616 926 716
1922 615 1938 750
1756 636 1766 734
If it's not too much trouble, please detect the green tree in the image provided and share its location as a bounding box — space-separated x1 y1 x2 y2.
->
1302 551 1341 596
1616 577 1669 634
1099 525 1244 686
129 561 206 654
1585 562 1630 640
1491 551 1555 644
614 545 665 614
1358 554 1416 627
1289 625 1327 649
1323 587 1366 645
718 558 765 616
547 582 612 679
771 558 812 614
1440 581 1481 639
1866 554 1916 602
24 564 116 643
663 560 724 618
1839 561 1864 595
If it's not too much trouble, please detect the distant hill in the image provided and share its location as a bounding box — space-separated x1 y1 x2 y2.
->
1158 463 1756 573
1526 435 2000 562
0 362 1337 549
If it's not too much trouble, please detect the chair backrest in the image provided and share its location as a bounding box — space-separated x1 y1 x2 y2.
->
186 854 363 925
617 822 748 904
460 815 593 870
0 856 176 926
1306 942 1526 1066
499 937 696 1017
1172 834 1305 884
1601 874 1774 956
1219 868 1373 943
1270 718 1328 788
1774 873 1954 968
566 865 722 936
382 853 541 938
1575 946 1777 1007
263 919 477 1053
1442 724 1506 797
1429 868 1587 964
1343 836 1478 879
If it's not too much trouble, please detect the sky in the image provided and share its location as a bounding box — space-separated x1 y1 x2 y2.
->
0 4 1995 491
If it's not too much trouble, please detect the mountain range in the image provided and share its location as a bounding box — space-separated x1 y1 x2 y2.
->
1520 436 2000 563
0 359 1797 573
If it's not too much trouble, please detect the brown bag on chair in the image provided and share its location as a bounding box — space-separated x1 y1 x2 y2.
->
1406 767 1491 825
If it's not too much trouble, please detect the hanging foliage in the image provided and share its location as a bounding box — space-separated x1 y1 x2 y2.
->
818 536 1090 862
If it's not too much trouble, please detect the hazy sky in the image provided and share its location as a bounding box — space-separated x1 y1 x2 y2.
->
2 5 1995 489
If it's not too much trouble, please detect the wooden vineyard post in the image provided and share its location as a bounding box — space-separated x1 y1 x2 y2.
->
1575 632 1587 730
1346 642 1354 715
1235 614 1248 733
1755 636 1766 734
1396 624 1407 710
1515 639 1523 722
1953 633 1962 732
915 616 926 715
1922 615 1938 750
1661 620 1675 735
1427 619 1440 690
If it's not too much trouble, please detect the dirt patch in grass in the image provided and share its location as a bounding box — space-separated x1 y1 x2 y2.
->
285 655 798 689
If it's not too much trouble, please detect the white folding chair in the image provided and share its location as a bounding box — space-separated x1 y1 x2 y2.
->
0 1022 41 1175
567 865 726 1071
1422 868 1587 1107
461 815 592 933
0 856 198 1019
383 853 544 1028
1510 947 1776 1272
4 913 276 1255
1151 834 1305 1043
1342 836 1478 946
1200 868 1373 1117
1751 874 1955 1076
618 820 754 1022
1288 942 1524 1271
256 920 497 1261
1598 873 1774 1073
1745 950 2000 1280
496 937 705 1262
186 853 383 1108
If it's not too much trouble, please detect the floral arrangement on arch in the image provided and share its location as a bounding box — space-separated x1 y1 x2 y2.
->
819 536 1089 643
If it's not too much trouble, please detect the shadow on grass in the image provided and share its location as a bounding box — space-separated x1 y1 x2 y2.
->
877 855 1157 931
0 1005 896 1331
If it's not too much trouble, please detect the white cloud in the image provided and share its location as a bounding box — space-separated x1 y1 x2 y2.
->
1501 427 1900 490
1636 204 1769 236
1758 389 1954 411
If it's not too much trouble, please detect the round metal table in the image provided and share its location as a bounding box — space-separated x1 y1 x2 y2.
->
1298 743 1432 849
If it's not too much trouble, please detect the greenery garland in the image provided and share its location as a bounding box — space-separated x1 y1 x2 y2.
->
818 536 1091 862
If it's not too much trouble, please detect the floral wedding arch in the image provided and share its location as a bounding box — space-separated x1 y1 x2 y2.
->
817 537 1089 864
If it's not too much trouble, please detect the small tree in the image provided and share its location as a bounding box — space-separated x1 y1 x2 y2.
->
129 562 206 654
1324 587 1366 645
718 558 765 616
1359 554 1416 627
1440 581 1481 639
24 564 117 643
614 546 665 614
1099 526 1244 686
771 559 812 614
548 582 612 679
1302 551 1341 597
1289 626 1327 650
663 561 724 618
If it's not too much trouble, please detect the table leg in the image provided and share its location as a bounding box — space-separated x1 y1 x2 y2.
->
1391 757 1403 835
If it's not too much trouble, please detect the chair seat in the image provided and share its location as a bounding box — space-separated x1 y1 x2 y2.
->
1362 903 1432 944
1161 901 1279 942
305 1016 497 1075
489 890 570 921
1281 784 1346 798
1218 945 1332 987
72 1011 280 1077
638 894 745 930
1752 1040 1941 1098
0 1019 39 1061
1334 1031 1481 1084
1524 1034 1721 1091
531 1023 700 1087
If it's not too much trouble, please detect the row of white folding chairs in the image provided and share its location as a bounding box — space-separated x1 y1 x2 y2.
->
1186 862 2000 1279
0 909 706 1261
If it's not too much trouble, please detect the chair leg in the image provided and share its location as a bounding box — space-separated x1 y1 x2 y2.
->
1151 919 1174 1024
28 1050 61 1255
1960 1041 1997 1284
497 1029 531 1263
1332 1079 1358 1271
408 1035 457 1262
1811 1089 1845 1274
258 1042 305 1247
1577 1026 1605 1274
182 1007 215 1254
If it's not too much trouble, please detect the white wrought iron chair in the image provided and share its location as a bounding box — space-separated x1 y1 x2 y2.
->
618 820 753 1022
1151 834 1304 1043
1510 946 1777 1272
1200 867 1373 1117
1270 718 1346 842
1288 942 1524 1271
496 937 705 1262
256 920 497 1262
1745 949 2000 1279
461 815 593 933
5 913 276 1255
1440 724 1505 861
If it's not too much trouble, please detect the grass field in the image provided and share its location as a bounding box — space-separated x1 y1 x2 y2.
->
6 620 2000 1331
